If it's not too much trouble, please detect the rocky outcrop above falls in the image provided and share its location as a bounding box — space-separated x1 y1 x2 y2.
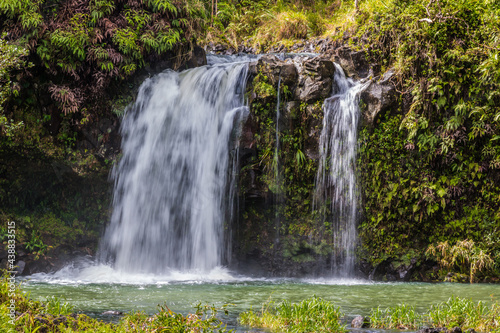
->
208 40 397 129
360 68 397 125
247 54 336 103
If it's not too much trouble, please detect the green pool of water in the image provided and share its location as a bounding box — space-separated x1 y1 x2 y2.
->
18 265 500 332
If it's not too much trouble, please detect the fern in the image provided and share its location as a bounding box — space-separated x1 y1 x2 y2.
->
148 0 178 15
89 0 115 26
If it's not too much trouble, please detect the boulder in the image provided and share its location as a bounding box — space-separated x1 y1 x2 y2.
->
185 45 207 69
14 260 26 275
351 315 370 328
391 257 417 281
295 57 336 102
360 69 396 125
335 46 370 79
253 55 298 87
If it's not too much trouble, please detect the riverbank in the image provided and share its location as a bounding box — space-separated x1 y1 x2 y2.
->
4 273 500 333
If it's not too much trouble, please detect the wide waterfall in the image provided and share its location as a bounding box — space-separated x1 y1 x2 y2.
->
100 56 250 273
315 64 368 276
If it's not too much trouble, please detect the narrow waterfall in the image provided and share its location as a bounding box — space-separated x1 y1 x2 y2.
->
315 64 368 276
100 57 249 273
274 75 282 245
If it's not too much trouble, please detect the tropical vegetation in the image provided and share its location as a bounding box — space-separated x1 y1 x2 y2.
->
0 0 499 281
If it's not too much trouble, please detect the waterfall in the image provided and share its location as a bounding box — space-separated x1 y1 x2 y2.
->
315 64 368 276
274 75 282 245
100 57 250 273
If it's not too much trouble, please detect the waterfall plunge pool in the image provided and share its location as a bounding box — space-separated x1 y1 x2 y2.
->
19 266 500 332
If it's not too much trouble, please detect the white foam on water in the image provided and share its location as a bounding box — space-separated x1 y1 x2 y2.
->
23 263 252 286
300 277 375 286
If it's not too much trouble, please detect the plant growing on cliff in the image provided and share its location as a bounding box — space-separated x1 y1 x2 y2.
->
0 0 208 139
353 0 500 276
426 240 495 283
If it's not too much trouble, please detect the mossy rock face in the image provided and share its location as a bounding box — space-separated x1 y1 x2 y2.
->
234 55 340 276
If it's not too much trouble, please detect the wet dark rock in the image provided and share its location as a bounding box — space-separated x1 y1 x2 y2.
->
360 69 396 125
303 104 323 160
296 57 336 102
416 328 462 333
335 46 370 79
214 44 227 53
351 315 370 328
303 57 336 78
391 257 418 281
253 55 298 88
185 45 207 69
14 260 26 275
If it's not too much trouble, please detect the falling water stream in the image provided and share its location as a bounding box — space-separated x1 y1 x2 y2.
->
99 56 250 273
315 64 369 276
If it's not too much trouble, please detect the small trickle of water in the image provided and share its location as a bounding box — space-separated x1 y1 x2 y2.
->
315 64 368 276
100 57 250 273
274 75 282 245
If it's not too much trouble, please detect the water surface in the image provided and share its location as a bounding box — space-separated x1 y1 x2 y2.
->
20 265 500 332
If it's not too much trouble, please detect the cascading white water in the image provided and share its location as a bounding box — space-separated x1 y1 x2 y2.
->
100 57 250 273
315 64 368 276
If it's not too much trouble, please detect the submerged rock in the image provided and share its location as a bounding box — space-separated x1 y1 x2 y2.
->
416 328 470 333
351 315 370 328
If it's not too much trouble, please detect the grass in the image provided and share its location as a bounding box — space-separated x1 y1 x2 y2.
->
370 303 422 330
239 296 347 332
369 297 500 333
203 0 385 50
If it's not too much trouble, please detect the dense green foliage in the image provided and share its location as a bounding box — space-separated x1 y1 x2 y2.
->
206 0 350 49
0 33 28 137
0 0 206 115
239 296 346 332
370 296 500 332
354 0 500 278
1 273 232 332
1 0 499 279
